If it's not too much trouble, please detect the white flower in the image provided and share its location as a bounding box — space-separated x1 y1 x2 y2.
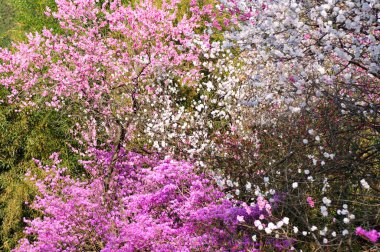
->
283 217 290 225
292 182 298 188
246 182 252 190
268 222 276 230
303 139 309 144
331 231 336 237
321 206 328 217
153 141 160 149
226 180 233 187
237 215 245 222
302 231 308 236
312 159 317 166
311 226 318 231
343 218 350 224
360 179 370 189
323 238 328 244
342 229 349 236
265 227 272 234
277 221 284 228
322 197 331 206
337 14 345 22
293 226 299 233
205 81 214 90
254 220 261 227
252 235 257 242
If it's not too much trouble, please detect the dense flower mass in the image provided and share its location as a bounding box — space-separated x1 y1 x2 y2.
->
355 227 380 243
15 150 279 251
0 0 378 251
0 0 251 162
214 0 380 250
16 151 229 251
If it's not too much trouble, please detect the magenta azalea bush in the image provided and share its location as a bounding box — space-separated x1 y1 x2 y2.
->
15 150 280 251
18 151 231 251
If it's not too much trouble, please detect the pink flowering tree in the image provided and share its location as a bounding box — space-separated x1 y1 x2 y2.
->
0 0 253 163
0 0 208 155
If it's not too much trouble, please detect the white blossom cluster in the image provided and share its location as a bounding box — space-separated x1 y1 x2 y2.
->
215 0 380 249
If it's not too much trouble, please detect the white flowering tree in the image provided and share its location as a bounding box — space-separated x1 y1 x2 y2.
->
213 0 380 250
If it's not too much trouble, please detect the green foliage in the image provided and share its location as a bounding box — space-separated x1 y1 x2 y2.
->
0 1 74 249
0 87 81 251
0 0 60 47
0 0 16 47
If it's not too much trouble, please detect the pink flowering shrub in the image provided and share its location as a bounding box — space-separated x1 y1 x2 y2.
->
17 151 226 251
15 149 283 251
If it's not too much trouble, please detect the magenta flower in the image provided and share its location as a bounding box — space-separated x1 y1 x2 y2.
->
14 149 276 251
306 196 315 208
355 227 380 243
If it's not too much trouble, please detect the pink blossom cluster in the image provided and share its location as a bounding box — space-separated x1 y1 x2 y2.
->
15 149 276 251
0 0 209 116
355 227 380 243
306 196 315 208
0 0 251 161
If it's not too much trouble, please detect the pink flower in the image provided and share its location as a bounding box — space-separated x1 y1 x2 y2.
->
355 227 380 243
212 20 222 31
307 196 315 208
237 215 245 222
242 202 252 215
